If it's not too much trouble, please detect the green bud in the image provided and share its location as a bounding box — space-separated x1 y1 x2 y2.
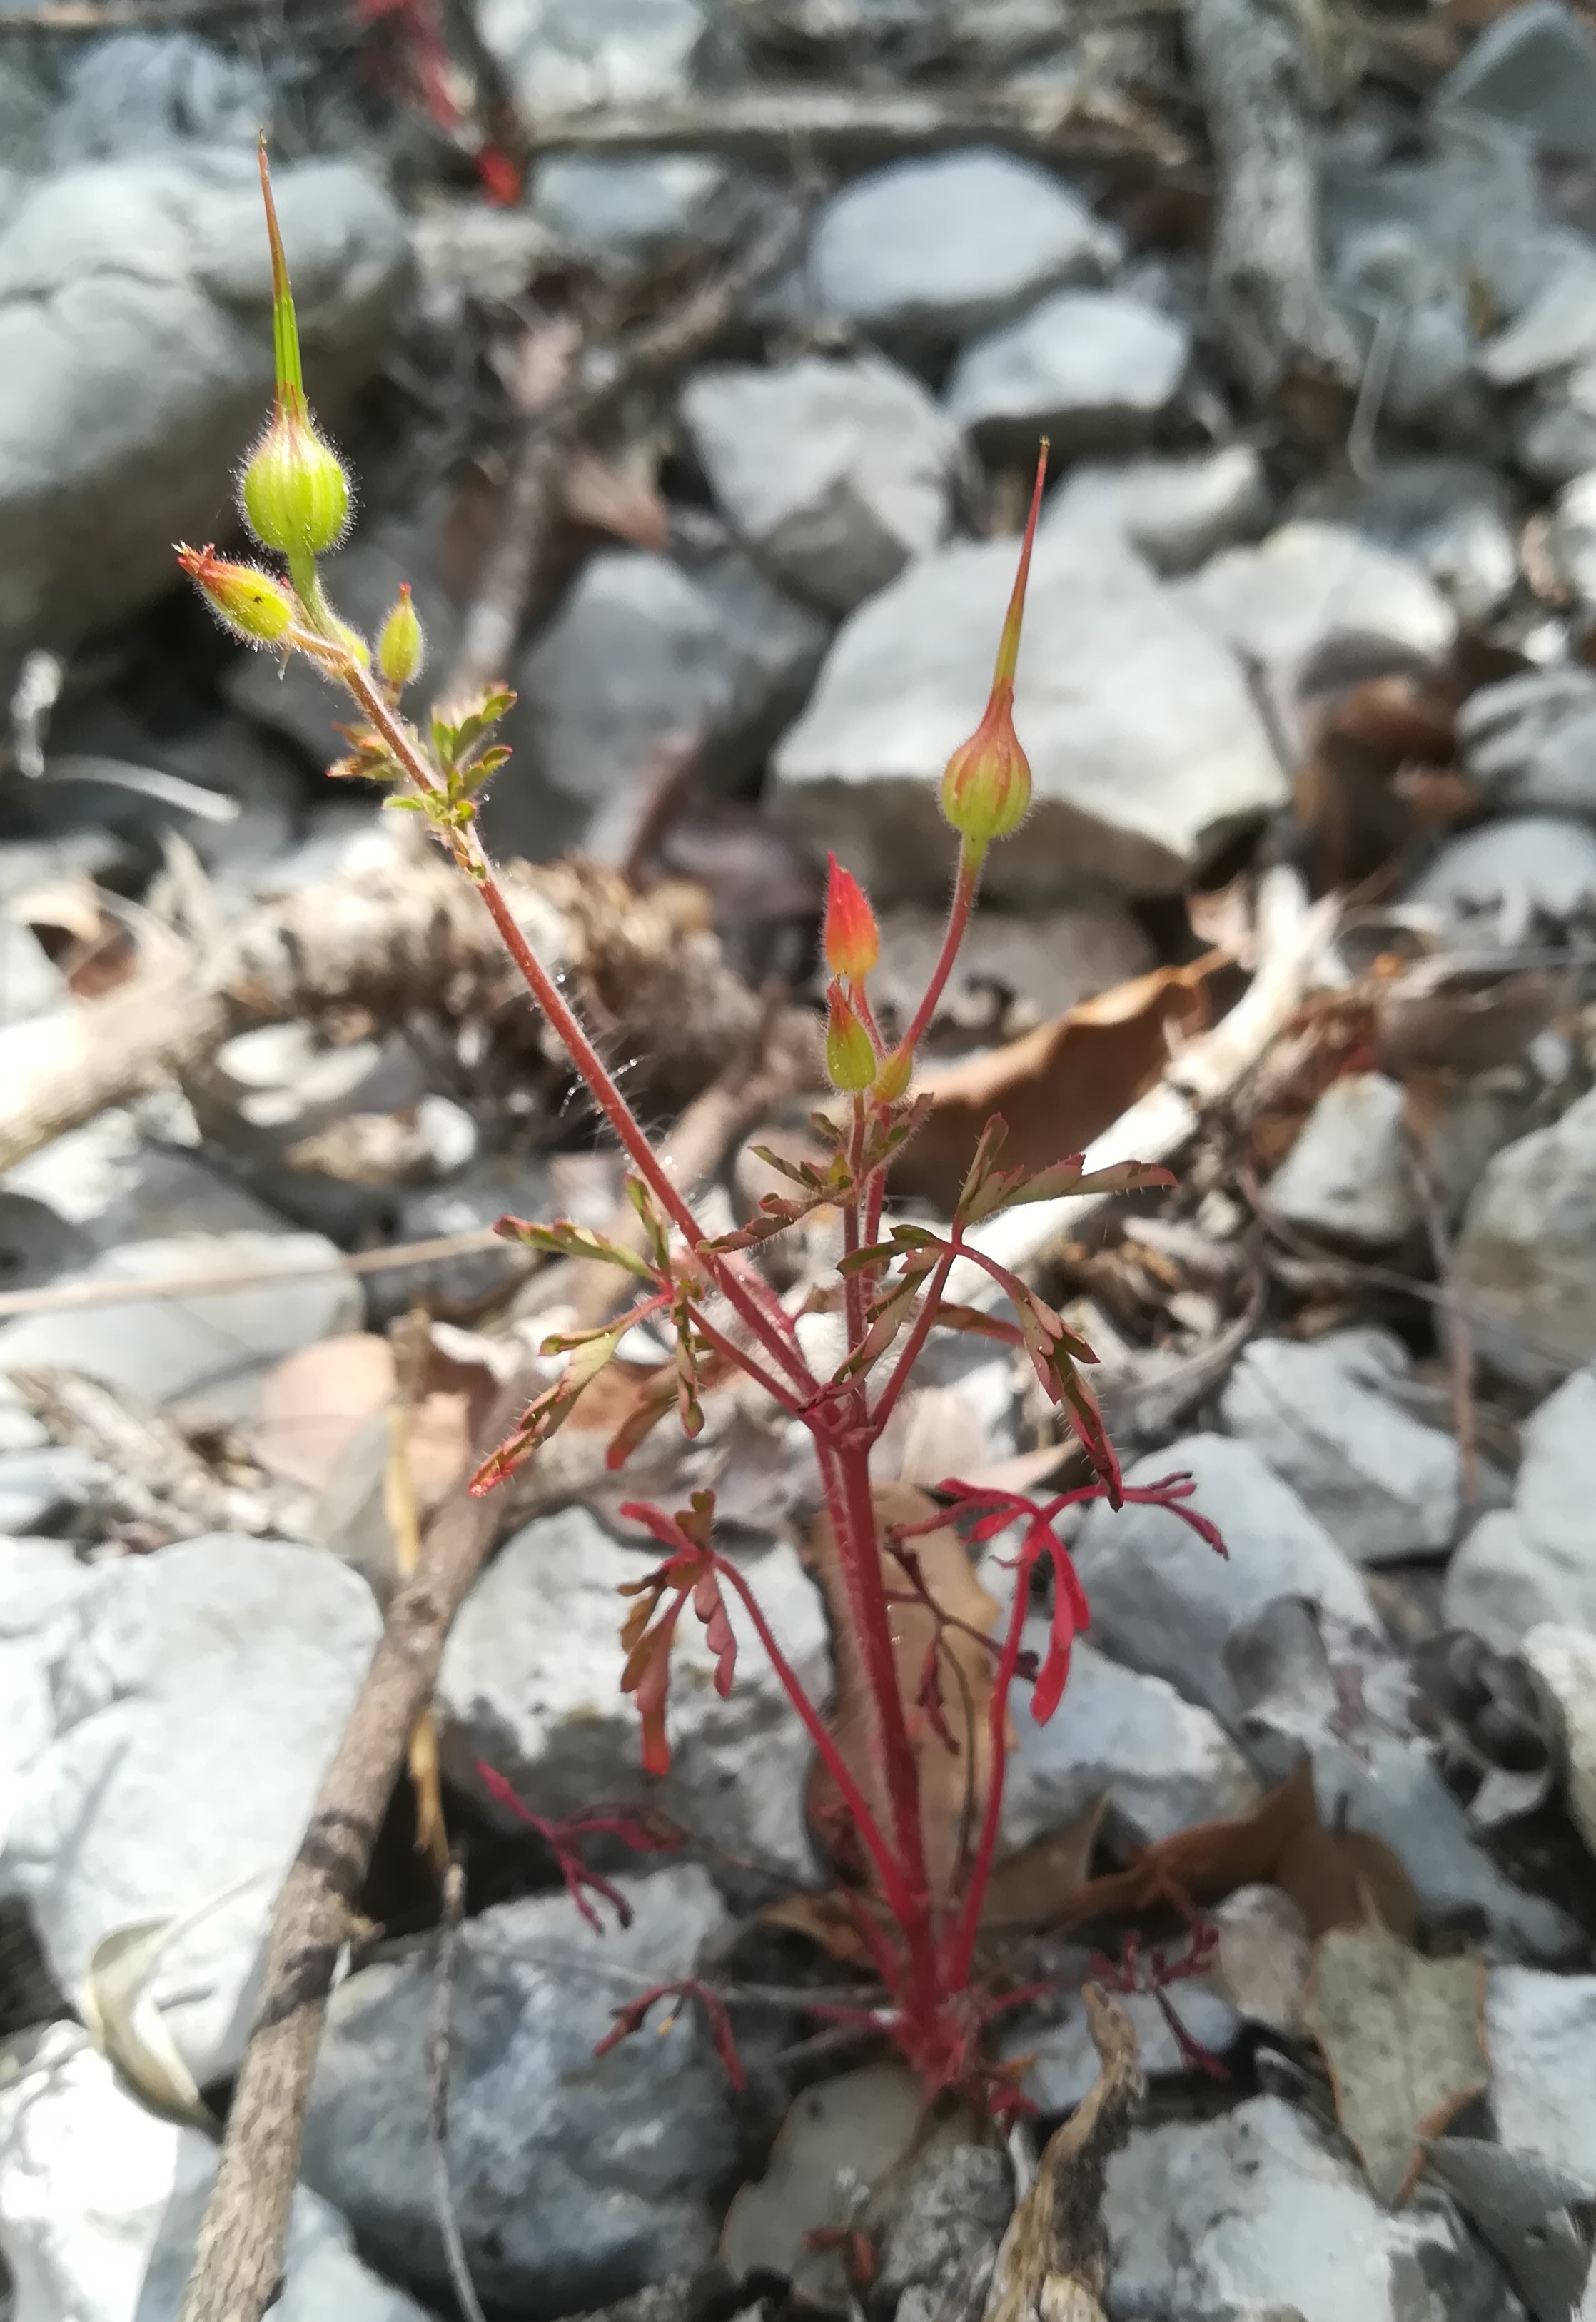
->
241 403 351 561
176 542 296 647
376 584 425 691
825 984 876 1093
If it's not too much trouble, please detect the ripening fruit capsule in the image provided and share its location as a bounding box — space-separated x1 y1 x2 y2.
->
824 852 879 983
940 440 1048 857
376 585 425 690
872 1044 913 1104
825 984 877 1092
176 543 296 646
239 138 352 564
241 402 351 562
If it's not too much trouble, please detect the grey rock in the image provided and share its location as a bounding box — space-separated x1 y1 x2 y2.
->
1553 465 1596 607
771 527 1285 907
1265 1074 1423 1247
1006 1970 1241 2111
4 1122 284 1251
1310 1728 1577 1957
0 149 408 685
1438 0 1596 160
1220 1329 1463 1563
301 1867 737 2316
1299 460 1518 627
1106 2096 1514 2322
681 353 961 613
0 1536 380 2083
0 2026 428 2322
1459 665 1596 815
229 503 463 774
1071 1435 1374 1727
1041 444 1269 575
1455 1089 1596 1383
876 2144 1012 2308
1520 1620 1596 1856
802 148 1121 345
1445 1369 1596 1640
1488 1968 1596 2189
1426 2134 1594 2322
872 899 1153 1033
438 1503 829 1880
478 0 720 117
0 1447 103 1536
507 548 828 859
48 31 266 164
0 1539 96 1849
1478 240 1596 385
944 289 1190 458
1175 522 1458 693
1230 1600 1578 1957
1001 1629 1261 1852
0 1229 362 1425
1407 815 1596 927
532 154 745 268
1520 358 1596 483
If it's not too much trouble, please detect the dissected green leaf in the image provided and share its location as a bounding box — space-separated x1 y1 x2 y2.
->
1303 1920 1488 2206
497 1213 657 1278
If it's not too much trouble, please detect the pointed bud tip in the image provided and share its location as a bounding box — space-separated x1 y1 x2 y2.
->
824 851 879 982
940 438 1046 850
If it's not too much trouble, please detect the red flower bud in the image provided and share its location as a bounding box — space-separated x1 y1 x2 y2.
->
941 440 1048 857
824 852 879 982
176 542 295 646
825 982 877 1091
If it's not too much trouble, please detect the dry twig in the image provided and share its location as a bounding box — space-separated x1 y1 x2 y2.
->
426 1854 488 2322
447 200 811 701
981 1985 1144 2322
176 1364 532 2322
1185 0 1361 432
0 852 759 1178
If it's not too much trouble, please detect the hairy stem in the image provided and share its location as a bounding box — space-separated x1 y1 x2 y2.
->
900 846 981 1058
336 657 815 1398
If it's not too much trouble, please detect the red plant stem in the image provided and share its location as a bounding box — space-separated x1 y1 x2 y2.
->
841 1095 869 1359
900 845 980 1057
940 1535 1039 1991
868 1246 955 1440
686 1304 812 1421
830 1438 939 1998
338 660 814 1397
708 1550 914 1934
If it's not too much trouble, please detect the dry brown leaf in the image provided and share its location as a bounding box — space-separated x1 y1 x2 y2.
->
804 1481 1001 1906
251 1333 396 1491
561 445 670 551
1303 1920 1488 2205
982 1985 1143 2322
895 956 1227 1215
1276 1817 1418 1942
1376 964 1567 1079
1058 1755 1323 1925
980 1795 1109 1934
251 1330 498 1508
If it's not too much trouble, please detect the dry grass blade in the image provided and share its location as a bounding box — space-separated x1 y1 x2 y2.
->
79 1874 262 2129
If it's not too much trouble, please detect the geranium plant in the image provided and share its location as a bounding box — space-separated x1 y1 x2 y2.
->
181 144 1226 2116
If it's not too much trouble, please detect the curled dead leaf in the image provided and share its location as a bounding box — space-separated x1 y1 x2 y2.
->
894 954 1229 1216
